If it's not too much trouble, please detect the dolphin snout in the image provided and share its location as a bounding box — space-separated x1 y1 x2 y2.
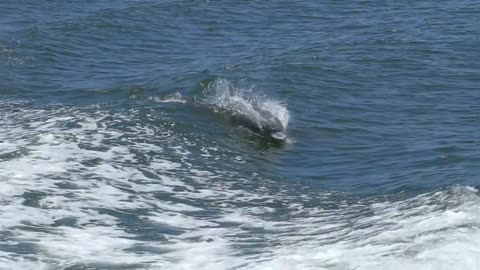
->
270 131 287 141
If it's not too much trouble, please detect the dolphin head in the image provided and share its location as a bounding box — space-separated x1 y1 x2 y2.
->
260 117 287 142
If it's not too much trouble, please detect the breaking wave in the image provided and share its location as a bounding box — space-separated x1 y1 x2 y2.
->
2 100 480 269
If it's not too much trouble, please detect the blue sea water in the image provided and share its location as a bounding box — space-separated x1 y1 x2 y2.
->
1 0 480 269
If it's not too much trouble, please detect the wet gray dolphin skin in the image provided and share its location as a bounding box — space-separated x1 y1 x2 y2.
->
229 108 287 141
224 83 287 141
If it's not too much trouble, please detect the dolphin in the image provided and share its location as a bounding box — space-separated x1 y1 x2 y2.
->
230 110 287 141
156 82 288 142
224 82 287 141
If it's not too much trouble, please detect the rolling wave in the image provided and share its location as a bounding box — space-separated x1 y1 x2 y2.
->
1 100 480 269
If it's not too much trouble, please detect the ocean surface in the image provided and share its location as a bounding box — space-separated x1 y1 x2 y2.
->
1 1 480 269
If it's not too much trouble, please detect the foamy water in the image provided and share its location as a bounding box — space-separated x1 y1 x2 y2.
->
1 100 480 269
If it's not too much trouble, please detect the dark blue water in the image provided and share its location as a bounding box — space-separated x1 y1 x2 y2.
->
1 1 480 269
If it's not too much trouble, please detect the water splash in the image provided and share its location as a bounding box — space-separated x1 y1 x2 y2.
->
149 92 186 103
202 78 289 138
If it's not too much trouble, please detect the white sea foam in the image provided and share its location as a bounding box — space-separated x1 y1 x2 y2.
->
1 101 480 269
